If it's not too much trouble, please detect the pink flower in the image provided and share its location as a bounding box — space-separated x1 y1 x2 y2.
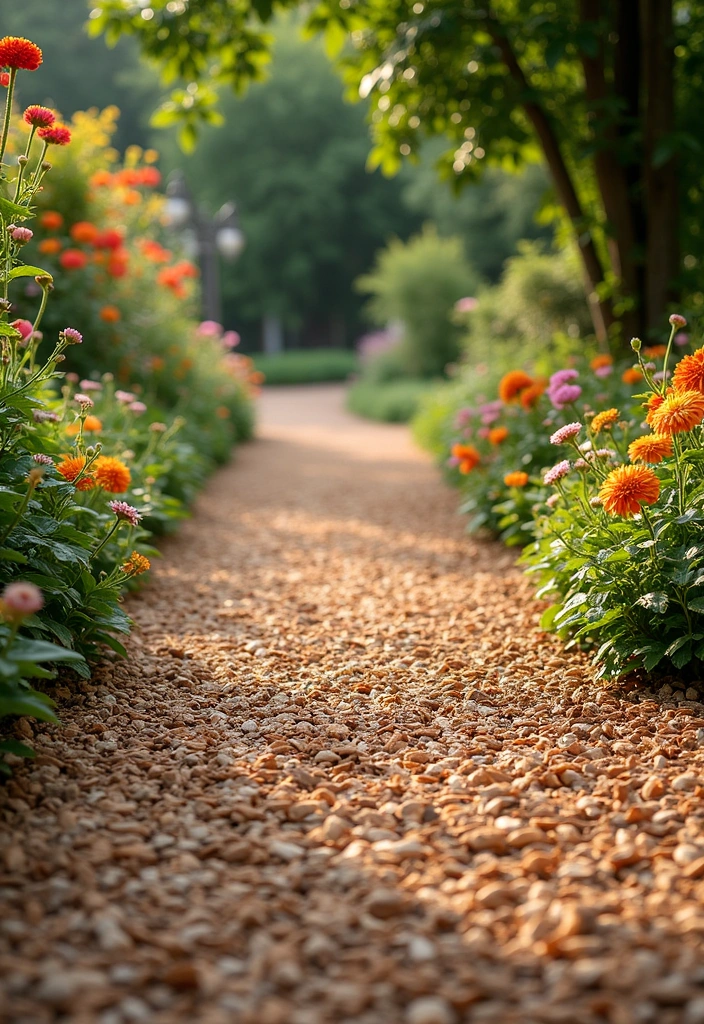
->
550 422 581 445
60 328 83 345
1 581 43 618
108 500 142 527
11 226 32 244
222 331 240 349
115 390 136 403
447 455 460 468
11 318 33 343
477 426 491 439
675 332 689 347
549 384 582 409
79 379 102 392
669 314 687 329
544 459 571 485
74 393 94 409
129 401 147 414
549 369 579 388
454 296 478 314
65 372 80 383
197 320 223 337
33 409 59 423
454 408 474 428
594 364 613 378
546 494 560 509
32 454 54 466
653 370 671 382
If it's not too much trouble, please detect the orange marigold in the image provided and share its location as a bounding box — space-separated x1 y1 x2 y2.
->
628 433 673 464
591 408 620 433
94 456 131 494
99 305 121 323
70 221 99 244
504 471 529 487
645 392 665 427
649 390 704 436
38 238 61 255
489 426 509 445
66 415 103 437
121 551 150 576
643 344 668 359
599 465 660 517
672 348 704 395
519 380 546 409
590 354 613 370
56 455 95 491
451 443 481 474
40 210 63 231
622 367 643 385
499 370 534 403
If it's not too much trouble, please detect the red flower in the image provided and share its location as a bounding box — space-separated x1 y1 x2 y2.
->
59 249 88 271
0 72 9 87
0 37 43 72
38 124 71 146
93 229 124 250
23 105 54 128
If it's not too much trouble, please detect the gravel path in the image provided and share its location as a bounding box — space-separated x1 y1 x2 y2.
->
3 384 704 1024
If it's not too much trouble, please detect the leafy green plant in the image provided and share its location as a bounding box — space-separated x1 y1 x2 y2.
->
252 348 358 385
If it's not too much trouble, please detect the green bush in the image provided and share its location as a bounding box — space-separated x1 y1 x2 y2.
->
253 348 358 385
347 378 435 423
357 225 478 377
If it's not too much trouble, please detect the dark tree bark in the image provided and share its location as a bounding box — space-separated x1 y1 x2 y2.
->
641 0 679 335
488 17 616 343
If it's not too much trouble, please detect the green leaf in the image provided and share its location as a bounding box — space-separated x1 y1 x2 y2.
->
637 591 669 614
0 738 35 758
0 196 30 220
0 322 22 338
6 266 53 283
539 603 561 630
8 638 86 665
0 689 58 722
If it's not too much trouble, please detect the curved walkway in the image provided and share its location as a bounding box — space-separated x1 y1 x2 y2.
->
2 385 704 1024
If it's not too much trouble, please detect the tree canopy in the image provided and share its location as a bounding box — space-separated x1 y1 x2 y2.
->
90 0 704 347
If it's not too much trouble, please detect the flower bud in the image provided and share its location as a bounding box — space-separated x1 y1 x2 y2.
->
54 354 65 362
17 155 28 167
11 226 33 245
669 313 687 329
26 467 44 487
630 337 642 353
41 161 52 172
35 275 54 290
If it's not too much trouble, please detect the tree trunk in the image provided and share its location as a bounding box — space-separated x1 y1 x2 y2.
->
641 0 679 334
488 19 616 344
579 0 642 344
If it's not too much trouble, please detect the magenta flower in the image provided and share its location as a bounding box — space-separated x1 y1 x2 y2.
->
108 501 142 527
549 369 579 388
544 460 571 485
669 314 687 329
549 383 582 409
222 331 240 348
550 422 581 445
115 390 136 404
594 364 613 378
129 401 147 415
60 328 83 345
675 332 689 347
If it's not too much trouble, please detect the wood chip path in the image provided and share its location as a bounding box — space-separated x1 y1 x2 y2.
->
2 384 704 1024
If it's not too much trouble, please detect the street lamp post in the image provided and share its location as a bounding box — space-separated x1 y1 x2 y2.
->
164 171 245 323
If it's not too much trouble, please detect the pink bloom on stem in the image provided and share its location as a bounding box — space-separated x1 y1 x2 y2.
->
544 460 571 485
115 390 136 404
197 320 223 338
60 328 82 345
477 426 491 439
222 331 240 349
550 422 581 445
454 296 478 314
549 369 579 388
32 454 53 466
594 364 613 378
669 314 687 329
129 401 147 415
79 380 102 392
65 372 79 384
2 581 43 618
549 384 582 409
74 394 94 409
11 319 34 346
675 332 689 347
11 226 32 244
108 500 142 527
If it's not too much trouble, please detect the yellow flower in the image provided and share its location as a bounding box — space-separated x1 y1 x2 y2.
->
591 408 620 433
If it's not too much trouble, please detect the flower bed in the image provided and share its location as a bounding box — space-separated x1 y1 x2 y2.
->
0 36 255 772
418 316 704 680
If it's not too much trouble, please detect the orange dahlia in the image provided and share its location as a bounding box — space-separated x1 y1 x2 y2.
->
121 551 150 576
499 370 534 403
643 344 668 359
591 408 620 433
599 465 660 517
70 221 99 245
56 455 95 491
0 37 42 71
489 426 509 445
645 392 665 427
590 354 613 371
628 434 673 464
519 380 546 409
672 348 704 395
649 390 704 436
451 443 481 474
38 238 61 255
622 367 642 385
40 210 63 231
504 471 529 487
99 305 121 323
94 456 131 494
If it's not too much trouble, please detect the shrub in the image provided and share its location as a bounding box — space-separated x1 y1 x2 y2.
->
347 377 434 423
356 225 478 377
252 347 358 385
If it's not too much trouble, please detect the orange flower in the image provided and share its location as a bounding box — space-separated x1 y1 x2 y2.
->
70 221 99 244
591 408 619 433
66 415 103 437
590 354 613 370
489 426 509 445
649 390 704 436
519 380 546 409
451 443 481 474
122 189 141 206
139 239 171 263
628 433 673 464
645 392 665 427
121 551 150 576
621 367 642 385
499 370 534 403
59 248 88 270
504 471 529 487
216 406 231 419
599 465 660 517
150 356 165 371
644 344 668 359
94 456 131 493
56 454 95 491
40 210 63 231
672 348 704 395
38 238 61 255
90 170 113 188
99 305 121 323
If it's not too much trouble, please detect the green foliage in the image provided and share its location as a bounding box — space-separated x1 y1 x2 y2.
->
253 348 358 385
347 377 434 423
357 226 477 377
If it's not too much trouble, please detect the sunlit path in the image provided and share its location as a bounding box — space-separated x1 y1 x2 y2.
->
2 386 704 1024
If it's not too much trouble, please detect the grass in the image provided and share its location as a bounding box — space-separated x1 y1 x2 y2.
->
346 378 437 423
253 348 358 385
